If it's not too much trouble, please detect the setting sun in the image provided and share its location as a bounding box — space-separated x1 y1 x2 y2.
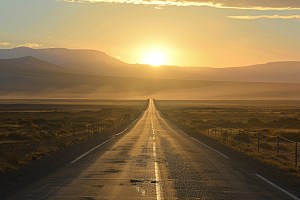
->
144 51 166 66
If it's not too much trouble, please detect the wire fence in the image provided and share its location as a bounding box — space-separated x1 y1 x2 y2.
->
151 100 299 169
71 121 116 142
199 124 299 168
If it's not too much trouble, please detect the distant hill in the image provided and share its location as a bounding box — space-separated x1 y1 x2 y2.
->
61 62 210 80
61 61 136 77
1 47 300 83
2 57 300 99
177 61 300 83
0 47 126 66
3 56 89 74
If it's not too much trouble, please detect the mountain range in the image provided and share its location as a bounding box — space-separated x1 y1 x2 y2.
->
1 47 300 99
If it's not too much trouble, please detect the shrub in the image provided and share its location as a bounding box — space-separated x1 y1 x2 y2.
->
233 132 252 143
248 118 264 125
265 136 277 142
259 142 273 151
52 122 63 129
19 134 35 141
27 124 39 130
36 152 47 156
40 125 50 130
261 129 271 134
278 144 290 152
38 131 56 139
8 132 22 140
33 134 43 140
18 119 31 125
74 138 81 143
285 166 298 173
57 129 69 135
47 133 57 140
6 153 19 166
39 131 47 137
56 136 68 143
0 133 7 140
57 142 68 149
27 129 38 134
189 119 204 126
31 154 38 160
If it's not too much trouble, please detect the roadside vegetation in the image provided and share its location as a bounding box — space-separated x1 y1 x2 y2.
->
155 100 300 176
0 100 147 172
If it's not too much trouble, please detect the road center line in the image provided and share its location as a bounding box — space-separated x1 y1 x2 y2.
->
190 137 229 159
151 114 163 200
255 174 300 200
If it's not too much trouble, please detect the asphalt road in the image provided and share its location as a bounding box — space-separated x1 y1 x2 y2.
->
6 100 300 199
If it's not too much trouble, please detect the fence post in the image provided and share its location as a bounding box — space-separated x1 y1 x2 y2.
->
221 128 222 137
226 130 228 140
215 127 217 136
247 132 249 147
296 142 298 167
208 128 209 135
239 129 240 145
257 133 259 152
277 136 279 156
73 125 76 143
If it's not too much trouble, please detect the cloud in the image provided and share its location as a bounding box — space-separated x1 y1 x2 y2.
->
16 43 43 48
227 15 300 19
0 42 10 46
61 0 300 10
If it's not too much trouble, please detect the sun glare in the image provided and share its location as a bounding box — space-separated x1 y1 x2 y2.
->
144 51 166 66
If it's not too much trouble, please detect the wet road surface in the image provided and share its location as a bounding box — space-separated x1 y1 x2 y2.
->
7 100 299 199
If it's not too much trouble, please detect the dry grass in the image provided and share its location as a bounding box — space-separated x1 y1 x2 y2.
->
206 134 300 177
155 100 300 176
30 154 38 160
259 142 273 151
5 153 20 167
285 166 299 173
0 101 147 172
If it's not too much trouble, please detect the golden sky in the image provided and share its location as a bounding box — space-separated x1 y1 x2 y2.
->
1 0 300 67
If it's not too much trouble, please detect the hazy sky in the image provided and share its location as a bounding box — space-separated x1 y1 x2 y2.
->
1 0 300 67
